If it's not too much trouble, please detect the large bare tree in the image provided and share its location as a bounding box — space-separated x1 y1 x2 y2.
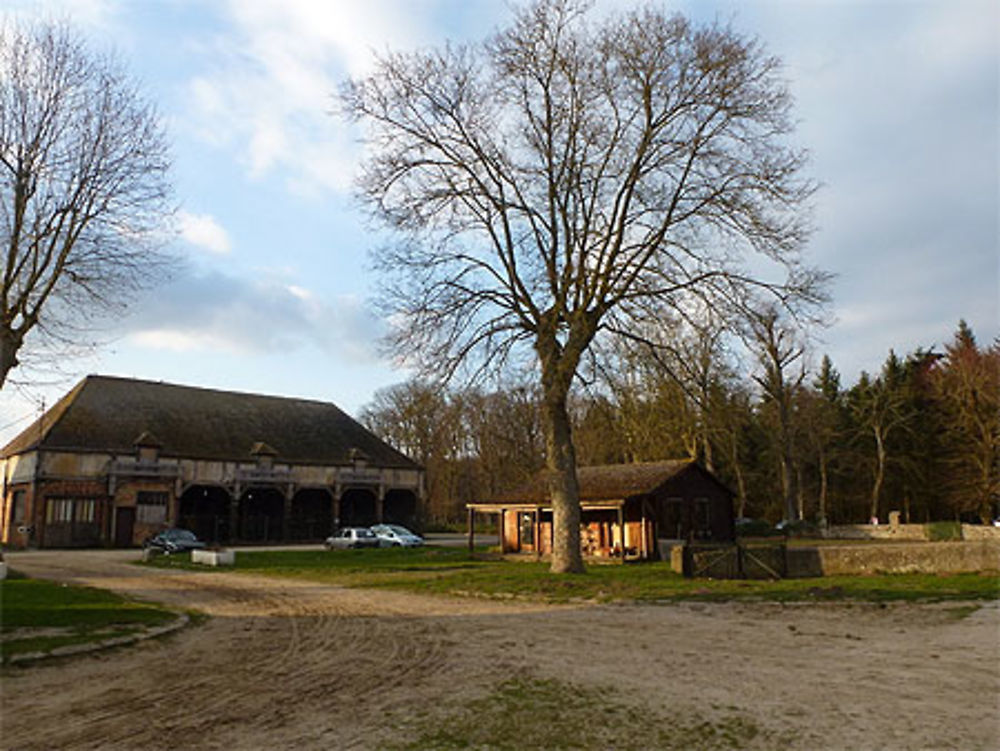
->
342 0 825 572
1 20 173 389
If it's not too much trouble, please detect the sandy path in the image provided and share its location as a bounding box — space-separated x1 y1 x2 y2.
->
1 550 998 750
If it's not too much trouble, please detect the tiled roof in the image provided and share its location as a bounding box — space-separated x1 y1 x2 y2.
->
1 375 418 469
495 459 712 503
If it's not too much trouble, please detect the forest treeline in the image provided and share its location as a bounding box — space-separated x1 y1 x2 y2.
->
361 320 998 526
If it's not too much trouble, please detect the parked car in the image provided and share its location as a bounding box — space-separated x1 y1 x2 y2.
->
143 528 206 554
324 527 381 550
371 524 424 548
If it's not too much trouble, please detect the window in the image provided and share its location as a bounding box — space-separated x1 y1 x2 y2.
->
12 490 25 522
46 499 74 524
695 498 711 538
137 491 168 524
75 499 96 523
46 498 97 525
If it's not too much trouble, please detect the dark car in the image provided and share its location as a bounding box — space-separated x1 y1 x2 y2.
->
143 528 206 554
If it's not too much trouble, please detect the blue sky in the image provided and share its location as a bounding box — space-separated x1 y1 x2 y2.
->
1 0 997 443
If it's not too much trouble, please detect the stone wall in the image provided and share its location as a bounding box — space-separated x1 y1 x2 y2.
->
822 522 1000 543
786 541 1000 577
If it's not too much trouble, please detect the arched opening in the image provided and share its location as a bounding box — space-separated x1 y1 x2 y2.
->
179 485 233 544
383 489 419 530
289 488 333 541
238 487 285 542
339 488 377 527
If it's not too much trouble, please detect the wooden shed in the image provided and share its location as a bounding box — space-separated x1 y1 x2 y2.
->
467 460 734 561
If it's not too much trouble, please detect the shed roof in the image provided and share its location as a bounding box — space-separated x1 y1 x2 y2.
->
485 459 729 506
1 375 418 469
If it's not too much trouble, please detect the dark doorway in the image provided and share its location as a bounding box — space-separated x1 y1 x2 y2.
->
383 489 418 529
115 506 136 547
340 488 377 527
289 489 333 540
238 487 285 542
179 485 233 544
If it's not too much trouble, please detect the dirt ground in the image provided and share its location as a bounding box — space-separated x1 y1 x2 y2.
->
1 549 998 750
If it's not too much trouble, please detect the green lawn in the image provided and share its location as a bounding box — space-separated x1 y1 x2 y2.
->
143 546 1000 604
1 571 177 663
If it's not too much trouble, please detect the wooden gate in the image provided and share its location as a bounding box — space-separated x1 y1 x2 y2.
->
684 541 787 579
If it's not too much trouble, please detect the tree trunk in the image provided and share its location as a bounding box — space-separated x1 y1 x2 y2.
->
0 329 22 391
734 462 748 520
870 427 886 522
778 400 798 522
817 447 828 525
536 321 589 575
795 462 805 521
541 391 584 573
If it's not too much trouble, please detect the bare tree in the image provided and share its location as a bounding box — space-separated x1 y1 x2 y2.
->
342 0 825 572
848 352 915 523
1 20 173 389
749 306 806 523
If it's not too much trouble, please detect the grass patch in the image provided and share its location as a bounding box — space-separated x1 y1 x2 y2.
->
926 521 963 541
385 676 788 750
142 547 1000 604
1 572 176 663
942 604 981 621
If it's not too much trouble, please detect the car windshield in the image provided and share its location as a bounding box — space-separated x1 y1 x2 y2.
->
167 530 196 541
386 525 411 535
356 529 375 537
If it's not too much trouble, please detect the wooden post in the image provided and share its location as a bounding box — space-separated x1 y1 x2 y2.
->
498 509 504 554
535 508 541 560
617 504 625 561
467 507 474 555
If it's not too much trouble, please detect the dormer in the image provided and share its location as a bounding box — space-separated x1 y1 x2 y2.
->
133 431 162 464
348 447 370 470
250 441 278 470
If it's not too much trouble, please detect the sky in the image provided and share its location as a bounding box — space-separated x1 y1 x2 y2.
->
1 0 997 444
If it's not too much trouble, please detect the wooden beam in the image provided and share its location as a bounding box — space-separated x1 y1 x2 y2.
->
467 506 474 555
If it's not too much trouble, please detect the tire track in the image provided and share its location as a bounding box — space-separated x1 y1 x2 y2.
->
2 557 462 750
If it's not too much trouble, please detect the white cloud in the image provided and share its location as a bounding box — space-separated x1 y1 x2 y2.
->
182 0 446 196
178 211 232 255
120 268 383 362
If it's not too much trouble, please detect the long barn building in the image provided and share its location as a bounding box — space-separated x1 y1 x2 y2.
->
0 376 423 549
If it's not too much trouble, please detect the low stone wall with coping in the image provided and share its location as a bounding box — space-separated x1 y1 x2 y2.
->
787 540 1000 577
822 520 1000 543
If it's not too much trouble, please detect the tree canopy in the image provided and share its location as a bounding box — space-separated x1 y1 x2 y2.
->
0 20 174 389
343 0 826 571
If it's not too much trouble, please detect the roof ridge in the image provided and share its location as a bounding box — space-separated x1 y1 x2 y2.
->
84 373 348 411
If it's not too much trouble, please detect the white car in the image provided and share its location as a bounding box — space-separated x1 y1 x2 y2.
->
324 527 380 550
370 524 424 547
